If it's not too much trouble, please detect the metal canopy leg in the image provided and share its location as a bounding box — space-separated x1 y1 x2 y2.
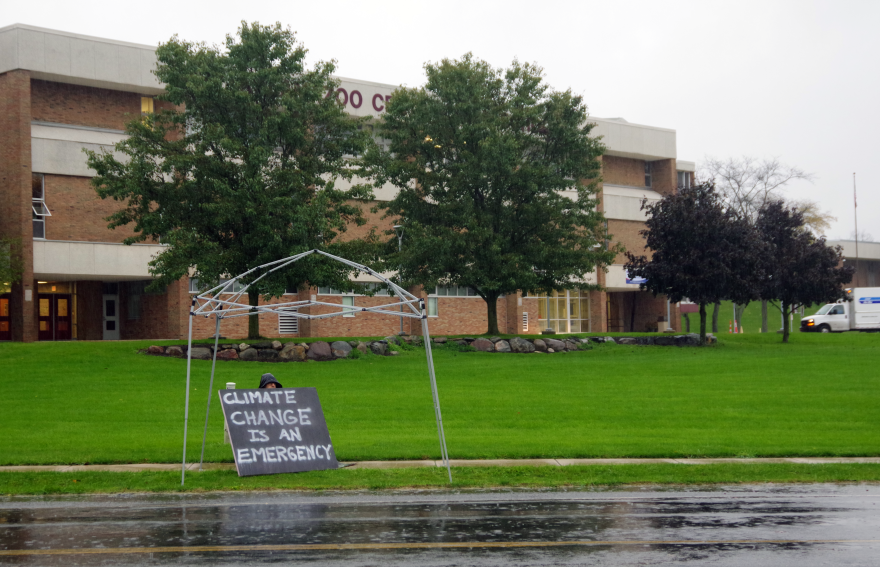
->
181 300 195 486
421 314 451 483
199 315 222 471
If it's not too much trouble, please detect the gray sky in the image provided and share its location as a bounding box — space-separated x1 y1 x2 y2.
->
5 0 878 240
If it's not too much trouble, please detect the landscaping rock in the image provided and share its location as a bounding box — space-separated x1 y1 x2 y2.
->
238 343 250 351
271 340 282 350
389 351 400 356
147 345 165 355
454 339 468 346
279 343 306 362
384 335 400 346
489 336 502 343
564 340 580 351
617 337 638 345
472 338 495 352
220 344 238 351
508 337 535 353
300 343 310 350
544 338 566 351
639 336 655 345
356 341 368 354
348 340 359 348
252 341 274 349
461 337 475 342
533 339 548 352
674 334 700 347
547 348 555 353
217 349 239 360
654 336 675 346
331 341 352 358
239 348 258 361
411 336 422 347
189 347 212 360
166 346 184 357
433 337 447 344
307 341 333 361
494 340 511 353
369 341 387 356
257 349 278 361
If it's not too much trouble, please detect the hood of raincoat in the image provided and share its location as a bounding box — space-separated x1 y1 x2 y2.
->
259 373 283 389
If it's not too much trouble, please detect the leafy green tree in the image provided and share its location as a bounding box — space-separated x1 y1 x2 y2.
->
0 237 24 288
87 22 373 338
363 54 616 334
756 201 853 343
624 182 764 345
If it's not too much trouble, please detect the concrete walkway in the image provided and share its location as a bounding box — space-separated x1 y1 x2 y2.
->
3 457 880 473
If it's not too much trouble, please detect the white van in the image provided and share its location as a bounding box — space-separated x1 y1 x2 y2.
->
800 287 880 333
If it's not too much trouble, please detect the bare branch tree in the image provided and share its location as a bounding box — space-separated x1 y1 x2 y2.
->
700 156 815 223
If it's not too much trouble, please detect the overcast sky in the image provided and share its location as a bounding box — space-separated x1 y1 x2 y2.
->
5 0 878 241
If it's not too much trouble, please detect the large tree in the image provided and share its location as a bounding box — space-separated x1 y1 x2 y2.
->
363 54 616 334
756 201 853 343
88 22 373 338
624 182 764 345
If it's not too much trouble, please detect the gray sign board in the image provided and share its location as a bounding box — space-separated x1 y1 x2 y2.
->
218 387 338 477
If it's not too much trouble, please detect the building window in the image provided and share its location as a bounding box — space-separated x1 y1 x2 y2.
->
434 285 479 297
644 162 652 188
32 174 51 239
141 97 154 115
126 281 148 321
317 283 390 296
677 171 692 189
528 289 592 333
341 295 355 317
427 297 438 317
189 278 246 294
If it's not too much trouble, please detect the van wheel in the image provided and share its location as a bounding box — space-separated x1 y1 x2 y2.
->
819 324 831 333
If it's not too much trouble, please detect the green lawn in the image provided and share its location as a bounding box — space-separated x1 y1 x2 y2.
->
0 332 877 466
681 300 818 334
4 464 880 495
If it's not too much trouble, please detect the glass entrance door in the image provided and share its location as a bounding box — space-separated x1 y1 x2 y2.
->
0 295 11 341
37 294 72 340
536 290 592 333
103 294 120 340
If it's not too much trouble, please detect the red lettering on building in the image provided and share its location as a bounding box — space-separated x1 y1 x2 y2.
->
350 90 362 109
372 93 385 112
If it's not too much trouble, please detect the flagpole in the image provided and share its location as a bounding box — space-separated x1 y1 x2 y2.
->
854 173 859 286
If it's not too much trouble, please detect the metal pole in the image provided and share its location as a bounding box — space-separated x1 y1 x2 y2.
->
199 315 222 471
396 227 404 334
854 173 859 287
181 300 195 486
420 304 451 483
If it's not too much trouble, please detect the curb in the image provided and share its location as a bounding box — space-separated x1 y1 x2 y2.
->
3 457 880 473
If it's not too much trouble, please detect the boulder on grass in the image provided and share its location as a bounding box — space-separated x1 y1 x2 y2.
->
433 337 447 344
271 340 282 350
331 341 353 358
508 337 535 353
239 348 258 361
489 336 502 343
307 341 333 361
279 343 306 362
189 347 212 360
654 336 675 346
258 349 278 361
217 349 239 360
369 341 387 356
533 339 548 352
356 341 368 354
564 340 580 351
166 346 184 357
472 338 494 352
494 340 511 353
253 341 274 350
147 345 165 355
238 343 250 351
544 338 566 351
384 335 400 346
617 337 638 345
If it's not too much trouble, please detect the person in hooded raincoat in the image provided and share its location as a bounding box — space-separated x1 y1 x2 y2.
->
259 373 283 389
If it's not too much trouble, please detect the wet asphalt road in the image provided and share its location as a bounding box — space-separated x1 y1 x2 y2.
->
2 484 879 566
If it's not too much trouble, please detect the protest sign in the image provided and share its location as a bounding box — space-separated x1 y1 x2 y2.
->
218 387 338 476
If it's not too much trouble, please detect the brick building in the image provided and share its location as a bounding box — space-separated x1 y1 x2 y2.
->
0 24 695 342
